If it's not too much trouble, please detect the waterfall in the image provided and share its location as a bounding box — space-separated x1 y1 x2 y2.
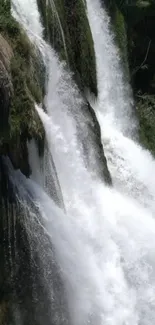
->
48 0 68 61
86 0 155 212
8 0 155 324
85 0 137 138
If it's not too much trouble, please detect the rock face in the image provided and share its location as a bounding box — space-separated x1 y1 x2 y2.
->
0 158 69 325
37 0 98 96
0 4 45 322
0 1 45 174
0 34 13 133
82 102 112 184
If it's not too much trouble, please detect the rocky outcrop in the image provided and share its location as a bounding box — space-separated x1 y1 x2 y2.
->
0 157 70 325
0 1 45 175
82 102 112 184
0 7 46 321
0 34 13 134
37 0 113 182
37 0 98 96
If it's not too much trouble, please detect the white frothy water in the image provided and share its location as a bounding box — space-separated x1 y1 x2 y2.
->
86 0 155 212
10 164 155 325
49 0 68 61
86 0 136 137
99 121 155 211
11 0 155 324
12 0 95 210
12 0 43 39
28 139 63 207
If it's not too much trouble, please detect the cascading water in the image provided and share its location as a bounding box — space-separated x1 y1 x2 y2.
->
86 0 155 211
85 0 137 138
9 0 155 324
48 0 68 61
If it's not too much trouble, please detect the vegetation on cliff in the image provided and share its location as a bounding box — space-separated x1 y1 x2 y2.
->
0 0 155 324
37 0 113 183
0 4 45 320
0 0 44 175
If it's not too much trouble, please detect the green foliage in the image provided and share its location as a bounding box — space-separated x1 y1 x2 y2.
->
0 0 11 16
0 1 19 37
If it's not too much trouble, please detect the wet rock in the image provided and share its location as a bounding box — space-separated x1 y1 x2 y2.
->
0 34 13 132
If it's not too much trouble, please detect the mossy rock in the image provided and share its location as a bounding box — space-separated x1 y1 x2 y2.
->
0 35 13 136
85 102 112 184
102 0 129 74
136 94 155 155
37 0 98 96
0 301 9 325
0 1 45 175
113 7 129 72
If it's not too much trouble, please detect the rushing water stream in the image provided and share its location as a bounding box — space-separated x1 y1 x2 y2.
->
86 0 155 211
9 0 155 324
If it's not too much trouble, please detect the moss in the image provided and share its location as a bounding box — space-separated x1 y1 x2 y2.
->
136 94 155 155
0 1 45 174
37 0 48 36
8 47 44 173
113 7 129 72
37 0 97 96
103 1 129 74
37 0 69 61
64 0 97 95
0 1 19 38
